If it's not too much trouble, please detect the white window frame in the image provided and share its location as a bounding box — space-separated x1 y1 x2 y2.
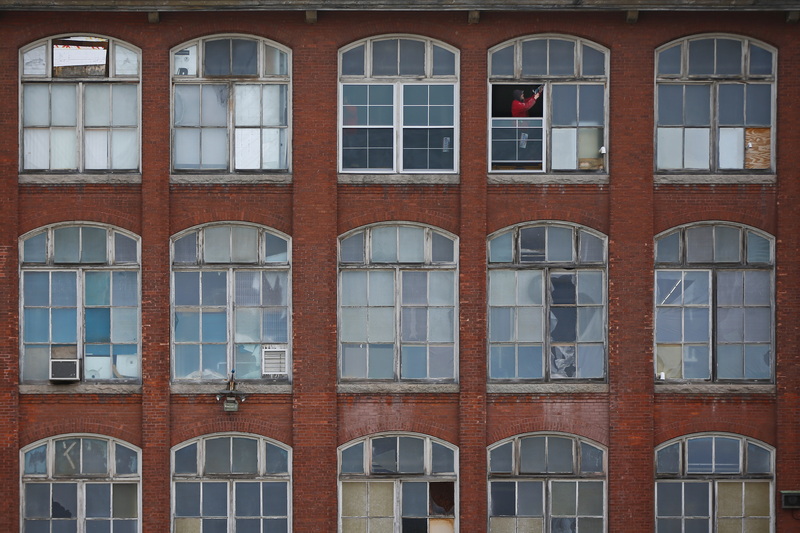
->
19 223 142 384
170 34 292 174
338 223 459 383
338 35 460 174
654 223 774 383
655 433 774 533
20 34 142 174
338 432 459 533
171 433 292 533
487 35 609 175
654 34 776 174
487 222 608 382
170 223 292 384
487 432 607 533
21 434 142 533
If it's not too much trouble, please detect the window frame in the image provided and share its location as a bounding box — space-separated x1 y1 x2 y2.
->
20 34 142 174
21 434 142 532
487 34 609 175
338 223 459 384
487 432 607 533
654 223 774 384
19 223 142 385
655 433 774 533
338 432 459 533
170 34 292 175
170 223 292 384
654 34 777 175
338 34 460 175
487 222 608 382
171 433 292 533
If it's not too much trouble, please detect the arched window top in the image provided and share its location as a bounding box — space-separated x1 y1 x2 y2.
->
655 222 773 266
339 223 456 265
488 222 606 265
21 223 140 266
656 433 773 477
488 433 605 476
172 34 290 79
340 35 458 79
339 433 456 476
489 35 608 79
172 223 290 266
22 34 140 79
657 34 775 79
173 433 291 477
22 434 140 478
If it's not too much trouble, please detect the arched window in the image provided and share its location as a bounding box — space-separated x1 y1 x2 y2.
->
20 224 141 383
171 223 291 382
655 434 773 532
488 223 607 381
655 35 775 172
21 35 140 172
488 36 608 173
339 433 457 532
488 433 606 532
339 35 459 173
338 224 458 381
654 223 773 382
171 35 290 172
172 433 291 532
22 435 141 531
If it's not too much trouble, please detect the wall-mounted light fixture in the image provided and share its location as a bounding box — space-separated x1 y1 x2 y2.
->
216 369 246 412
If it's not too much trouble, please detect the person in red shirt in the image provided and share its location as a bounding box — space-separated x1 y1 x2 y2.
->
511 86 543 117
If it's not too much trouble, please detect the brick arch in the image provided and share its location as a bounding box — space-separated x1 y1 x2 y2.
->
654 419 774 447
339 421 458 448
20 208 142 237
171 417 291 448
487 421 608 448
20 420 142 449
655 212 774 237
338 210 459 238
170 196 292 237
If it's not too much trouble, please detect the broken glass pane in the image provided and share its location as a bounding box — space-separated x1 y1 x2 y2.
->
430 482 455 515
550 273 576 305
552 345 577 377
371 437 397 474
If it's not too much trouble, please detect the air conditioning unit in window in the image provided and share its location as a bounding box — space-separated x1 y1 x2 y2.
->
261 345 287 378
50 359 80 381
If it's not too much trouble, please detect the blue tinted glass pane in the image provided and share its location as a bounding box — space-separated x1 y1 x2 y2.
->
85 272 111 306
265 233 288 263
82 227 107 263
202 311 227 342
24 233 47 263
24 308 50 342
202 482 227 516
86 484 111 517
175 312 200 342
24 272 50 306
202 272 227 306
175 483 201 516
85 308 111 342
112 272 138 307
174 444 197 474
174 272 200 306
114 233 137 264
341 443 364 474
54 227 80 263
116 444 138 475
265 443 289 474
52 308 78 343
235 482 261 517
263 482 287 516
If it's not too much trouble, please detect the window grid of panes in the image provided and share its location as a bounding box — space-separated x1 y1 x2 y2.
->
655 435 773 533
339 434 457 533
172 224 290 382
172 36 290 172
339 225 457 382
488 224 607 381
20 225 141 383
654 224 773 382
21 36 140 172
488 36 608 173
22 435 141 532
488 434 606 533
173 434 291 533
339 36 458 173
655 35 775 172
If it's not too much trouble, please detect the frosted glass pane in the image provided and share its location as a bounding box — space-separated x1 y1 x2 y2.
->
398 227 424 262
263 85 287 126
582 45 605 76
683 128 710 169
201 128 227 169
262 128 285 169
111 129 138 169
112 308 138 343
231 226 258 263
23 45 46 75
578 85 604 126
112 85 138 126
235 128 260 169
175 85 200 126
24 85 50 126
341 308 367 342
371 227 397 262
85 130 109 169
552 128 577 170
115 45 139 76
201 85 228 126
85 84 110 126
23 129 49 170
51 128 78 169
552 85 577 126
204 227 231 263
235 308 260 342
235 85 261 126
491 45 514 76
657 128 682 169
368 308 394 342
174 129 200 168
489 271 515 306
719 128 744 169
51 84 77 126
549 40 575 75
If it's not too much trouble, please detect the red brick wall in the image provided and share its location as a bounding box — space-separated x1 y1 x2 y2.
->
1 7 797 532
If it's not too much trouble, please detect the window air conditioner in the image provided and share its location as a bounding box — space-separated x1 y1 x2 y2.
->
261 345 287 377
50 359 80 381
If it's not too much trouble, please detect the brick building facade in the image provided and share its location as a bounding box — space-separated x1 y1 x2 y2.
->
1 1 799 531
